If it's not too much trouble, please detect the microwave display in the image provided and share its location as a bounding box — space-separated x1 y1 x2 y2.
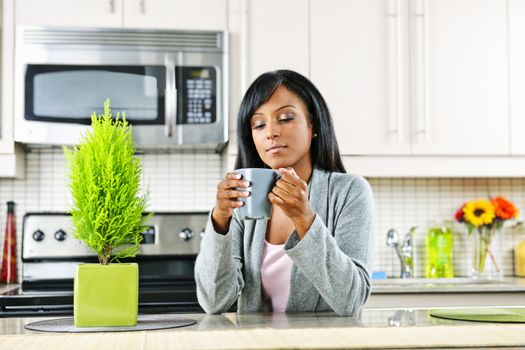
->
176 66 216 125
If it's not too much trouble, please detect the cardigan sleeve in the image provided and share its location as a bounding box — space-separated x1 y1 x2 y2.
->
284 175 375 316
194 212 245 314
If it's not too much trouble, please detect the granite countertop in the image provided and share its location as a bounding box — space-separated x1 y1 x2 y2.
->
0 309 451 335
371 277 525 293
1 309 525 349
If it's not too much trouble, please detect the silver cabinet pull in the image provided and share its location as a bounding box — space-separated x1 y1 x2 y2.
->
413 0 429 140
141 0 146 14
388 0 403 141
109 0 116 14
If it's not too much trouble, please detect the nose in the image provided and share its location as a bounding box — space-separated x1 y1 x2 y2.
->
265 121 280 139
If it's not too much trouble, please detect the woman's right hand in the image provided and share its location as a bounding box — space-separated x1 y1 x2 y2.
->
211 172 251 234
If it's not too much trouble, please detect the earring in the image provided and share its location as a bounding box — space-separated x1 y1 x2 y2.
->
313 133 318 138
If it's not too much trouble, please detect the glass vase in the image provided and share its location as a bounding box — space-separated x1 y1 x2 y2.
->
471 226 503 280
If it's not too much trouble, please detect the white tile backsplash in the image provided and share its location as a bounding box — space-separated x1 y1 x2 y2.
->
369 177 525 278
0 148 222 280
1 150 525 282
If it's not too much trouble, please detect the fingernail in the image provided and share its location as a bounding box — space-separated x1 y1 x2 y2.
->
243 181 250 186
235 173 241 179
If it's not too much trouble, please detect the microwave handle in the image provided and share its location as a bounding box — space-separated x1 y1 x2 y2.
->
165 88 177 137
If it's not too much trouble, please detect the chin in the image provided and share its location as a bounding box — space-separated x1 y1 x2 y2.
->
262 159 291 170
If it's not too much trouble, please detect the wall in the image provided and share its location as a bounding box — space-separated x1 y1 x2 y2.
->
0 149 524 281
0 148 222 280
369 177 525 278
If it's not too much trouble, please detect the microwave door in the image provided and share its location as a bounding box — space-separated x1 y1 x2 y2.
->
16 64 166 146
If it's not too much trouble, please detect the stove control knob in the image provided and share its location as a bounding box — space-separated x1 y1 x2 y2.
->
32 230 45 242
54 229 67 241
178 228 193 241
200 229 205 238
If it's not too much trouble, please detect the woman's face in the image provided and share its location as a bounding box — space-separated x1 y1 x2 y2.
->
250 85 314 171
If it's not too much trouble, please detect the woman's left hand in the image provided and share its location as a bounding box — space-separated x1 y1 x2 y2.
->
269 167 316 238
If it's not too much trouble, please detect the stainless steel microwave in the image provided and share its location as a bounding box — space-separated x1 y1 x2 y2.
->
14 26 228 151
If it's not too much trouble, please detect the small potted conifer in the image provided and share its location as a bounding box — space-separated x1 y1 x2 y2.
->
64 99 149 327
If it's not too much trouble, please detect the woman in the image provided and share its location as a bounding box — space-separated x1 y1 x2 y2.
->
195 70 374 316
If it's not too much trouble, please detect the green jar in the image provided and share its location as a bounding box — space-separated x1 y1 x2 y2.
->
425 225 454 278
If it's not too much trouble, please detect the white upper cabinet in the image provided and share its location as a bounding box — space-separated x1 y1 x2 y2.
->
2 0 25 177
311 0 411 155
509 0 525 155
123 0 227 30
246 0 309 83
410 0 508 155
15 0 227 30
311 0 509 156
16 0 124 27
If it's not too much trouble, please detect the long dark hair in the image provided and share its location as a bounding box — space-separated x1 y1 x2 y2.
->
234 70 346 173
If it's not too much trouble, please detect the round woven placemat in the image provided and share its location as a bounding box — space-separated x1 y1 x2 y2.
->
430 308 525 323
24 314 197 333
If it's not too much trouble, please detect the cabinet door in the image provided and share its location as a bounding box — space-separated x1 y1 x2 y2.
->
16 0 123 27
246 0 309 83
509 0 525 155
310 0 411 155
123 0 227 30
410 0 508 155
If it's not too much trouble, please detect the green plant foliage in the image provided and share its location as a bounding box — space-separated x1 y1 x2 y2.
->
64 99 149 265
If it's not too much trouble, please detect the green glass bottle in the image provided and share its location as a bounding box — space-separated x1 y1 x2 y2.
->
425 224 454 278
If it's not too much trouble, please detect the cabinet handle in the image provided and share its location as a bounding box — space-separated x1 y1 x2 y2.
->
141 0 146 14
413 0 429 140
109 0 116 14
388 0 403 142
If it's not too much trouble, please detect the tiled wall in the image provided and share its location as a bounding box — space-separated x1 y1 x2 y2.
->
0 148 223 280
369 178 525 278
1 149 525 281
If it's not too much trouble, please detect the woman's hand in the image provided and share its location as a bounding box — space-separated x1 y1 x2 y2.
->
269 167 315 238
211 172 250 234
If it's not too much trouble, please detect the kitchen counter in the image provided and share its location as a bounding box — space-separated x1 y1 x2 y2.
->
371 277 525 293
367 277 525 309
0 284 18 294
1 309 525 349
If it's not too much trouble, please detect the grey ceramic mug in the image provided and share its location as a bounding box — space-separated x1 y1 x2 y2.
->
235 168 280 220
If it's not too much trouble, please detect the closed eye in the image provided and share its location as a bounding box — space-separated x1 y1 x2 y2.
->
278 113 295 122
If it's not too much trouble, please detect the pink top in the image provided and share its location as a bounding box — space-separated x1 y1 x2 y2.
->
260 240 293 312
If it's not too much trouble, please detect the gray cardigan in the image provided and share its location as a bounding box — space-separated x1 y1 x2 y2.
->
194 168 375 316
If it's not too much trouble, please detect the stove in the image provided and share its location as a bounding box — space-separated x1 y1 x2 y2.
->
0 212 216 317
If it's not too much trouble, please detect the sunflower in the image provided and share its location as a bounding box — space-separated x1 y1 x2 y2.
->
462 199 495 227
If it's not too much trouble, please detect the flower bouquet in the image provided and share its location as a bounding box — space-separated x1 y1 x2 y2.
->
455 196 519 278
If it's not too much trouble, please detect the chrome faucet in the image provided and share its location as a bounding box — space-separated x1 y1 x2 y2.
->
386 226 416 278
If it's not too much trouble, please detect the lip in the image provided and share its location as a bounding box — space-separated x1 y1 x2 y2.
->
266 145 287 154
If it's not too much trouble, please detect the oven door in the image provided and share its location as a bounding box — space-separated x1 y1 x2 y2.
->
0 280 205 317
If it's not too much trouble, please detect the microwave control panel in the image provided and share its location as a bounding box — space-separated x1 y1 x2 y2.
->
176 66 217 125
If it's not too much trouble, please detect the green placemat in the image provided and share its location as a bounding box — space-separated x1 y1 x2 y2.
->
430 308 525 323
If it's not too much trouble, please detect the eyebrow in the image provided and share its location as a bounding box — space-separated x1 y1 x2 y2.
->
253 104 296 115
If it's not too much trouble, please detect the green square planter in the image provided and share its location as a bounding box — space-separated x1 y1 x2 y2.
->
74 263 138 327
